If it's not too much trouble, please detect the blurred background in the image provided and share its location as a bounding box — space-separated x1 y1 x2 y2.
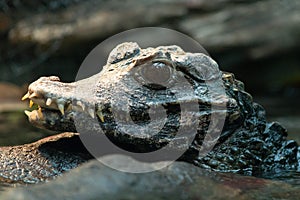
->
0 0 299 145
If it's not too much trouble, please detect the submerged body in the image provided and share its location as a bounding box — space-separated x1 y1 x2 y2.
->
1 42 299 183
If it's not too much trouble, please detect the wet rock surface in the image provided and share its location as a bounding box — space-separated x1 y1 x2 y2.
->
0 156 299 200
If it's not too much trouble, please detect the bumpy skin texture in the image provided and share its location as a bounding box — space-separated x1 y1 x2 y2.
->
0 133 92 183
6 42 299 183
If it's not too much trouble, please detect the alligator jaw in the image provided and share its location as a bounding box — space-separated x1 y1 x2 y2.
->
21 76 99 132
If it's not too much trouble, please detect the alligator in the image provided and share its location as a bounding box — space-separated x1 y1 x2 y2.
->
1 42 299 184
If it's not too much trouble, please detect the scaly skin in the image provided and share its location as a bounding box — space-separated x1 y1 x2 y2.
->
1 42 299 183
0 133 92 183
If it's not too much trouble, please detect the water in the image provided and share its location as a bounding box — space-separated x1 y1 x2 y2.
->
0 111 54 146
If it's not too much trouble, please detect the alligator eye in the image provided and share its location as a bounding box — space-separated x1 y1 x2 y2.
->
133 60 174 90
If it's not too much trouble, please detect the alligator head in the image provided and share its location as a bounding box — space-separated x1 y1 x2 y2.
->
22 42 299 174
23 42 241 151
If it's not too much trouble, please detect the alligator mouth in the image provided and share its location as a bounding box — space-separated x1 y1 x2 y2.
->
21 89 102 130
22 91 70 116
20 76 101 132
22 91 95 118
22 92 65 115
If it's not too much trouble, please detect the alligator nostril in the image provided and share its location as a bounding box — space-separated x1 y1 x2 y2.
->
49 76 60 82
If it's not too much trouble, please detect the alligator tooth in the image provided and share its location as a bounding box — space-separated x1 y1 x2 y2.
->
46 98 52 106
29 92 38 99
24 110 31 117
24 109 44 120
77 101 85 111
88 109 95 118
29 100 34 108
21 92 30 101
37 107 44 118
96 110 104 122
66 103 72 112
58 104 65 115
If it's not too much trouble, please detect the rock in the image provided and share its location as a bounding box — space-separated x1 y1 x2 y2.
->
0 156 299 200
8 0 300 60
179 0 300 94
179 0 300 59
8 0 187 45
0 0 188 85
